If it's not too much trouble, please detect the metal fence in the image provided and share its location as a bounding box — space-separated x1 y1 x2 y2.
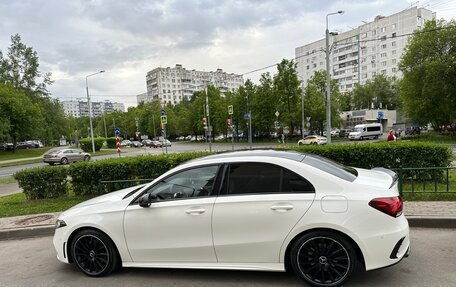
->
393 166 456 197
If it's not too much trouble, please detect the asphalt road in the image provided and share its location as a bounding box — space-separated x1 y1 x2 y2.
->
0 228 455 287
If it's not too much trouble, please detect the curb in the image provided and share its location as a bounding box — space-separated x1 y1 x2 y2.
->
407 217 456 229
0 225 54 241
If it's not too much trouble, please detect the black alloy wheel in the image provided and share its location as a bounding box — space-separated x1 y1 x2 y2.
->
290 231 356 287
71 229 119 277
60 157 68 165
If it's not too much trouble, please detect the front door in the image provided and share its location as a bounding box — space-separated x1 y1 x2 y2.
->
123 165 220 263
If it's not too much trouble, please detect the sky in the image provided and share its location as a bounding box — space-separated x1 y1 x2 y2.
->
1 0 455 108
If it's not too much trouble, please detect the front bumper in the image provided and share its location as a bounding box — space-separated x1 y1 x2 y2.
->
53 227 70 264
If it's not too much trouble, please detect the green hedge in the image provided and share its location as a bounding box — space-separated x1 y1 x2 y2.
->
79 137 105 152
284 142 452 169
68 152 210 196
14 166 68 200
106 137 122 149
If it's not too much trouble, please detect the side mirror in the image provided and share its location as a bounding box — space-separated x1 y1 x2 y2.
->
138 193 158 208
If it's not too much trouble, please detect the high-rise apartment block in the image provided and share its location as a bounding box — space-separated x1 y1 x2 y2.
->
61 100 125 118
295 7 435 92
144 64 244 105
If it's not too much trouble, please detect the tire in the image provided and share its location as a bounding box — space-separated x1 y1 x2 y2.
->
71 229 119 277
360 136 364 141
48 163 55 166
84 155 91 162
290 231 356 287
298 142 303 146
60 157 68 165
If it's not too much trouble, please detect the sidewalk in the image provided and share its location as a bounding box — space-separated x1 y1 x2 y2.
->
0 201 454 241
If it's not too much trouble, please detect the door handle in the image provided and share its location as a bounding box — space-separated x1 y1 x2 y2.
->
271 204 294 212
185 208 205 215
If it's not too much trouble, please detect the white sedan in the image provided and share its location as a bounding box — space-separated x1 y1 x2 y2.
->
298 135 328 145
53 150 409 286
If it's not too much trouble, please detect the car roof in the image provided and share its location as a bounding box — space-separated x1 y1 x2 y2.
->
189 149 306 164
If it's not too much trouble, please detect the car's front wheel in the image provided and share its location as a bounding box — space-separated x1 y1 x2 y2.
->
290 231 356 287
71 229 119 277
60 157 68 165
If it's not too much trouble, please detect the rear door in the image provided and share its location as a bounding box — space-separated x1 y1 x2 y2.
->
212 162 315 263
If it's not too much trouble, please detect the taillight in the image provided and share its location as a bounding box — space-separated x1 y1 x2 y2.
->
369 196 403 218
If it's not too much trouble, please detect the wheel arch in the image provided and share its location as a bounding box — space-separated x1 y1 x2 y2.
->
283 227 366 272
66 226 121 264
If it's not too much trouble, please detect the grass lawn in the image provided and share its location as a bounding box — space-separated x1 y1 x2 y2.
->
0 147 54 161
0 177 16 184
0 193 90 218
401 169 456 200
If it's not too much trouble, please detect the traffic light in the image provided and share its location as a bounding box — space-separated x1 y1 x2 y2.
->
203 117 208 130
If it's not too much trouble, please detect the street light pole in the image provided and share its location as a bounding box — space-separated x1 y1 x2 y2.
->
325 11 343 144
86 70 105 153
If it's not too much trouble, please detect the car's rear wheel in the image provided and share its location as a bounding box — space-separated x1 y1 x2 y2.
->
71 229 119 277
290 231 356 287
84 155 90 162
298 142 303 146
60 157 68 165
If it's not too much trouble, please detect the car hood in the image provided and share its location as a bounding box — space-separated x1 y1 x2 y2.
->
353 168 394 189
70 184 145 209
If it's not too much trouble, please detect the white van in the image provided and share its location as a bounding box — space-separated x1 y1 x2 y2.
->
349 123 383 140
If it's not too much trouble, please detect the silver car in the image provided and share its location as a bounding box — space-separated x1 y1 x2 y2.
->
43 149 91 165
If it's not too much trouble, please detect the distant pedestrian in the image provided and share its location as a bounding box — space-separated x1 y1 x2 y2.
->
281 133 285 144
387 130 396 142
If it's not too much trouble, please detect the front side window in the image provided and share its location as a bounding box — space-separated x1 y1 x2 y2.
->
222 163 314 195
145 165 219 200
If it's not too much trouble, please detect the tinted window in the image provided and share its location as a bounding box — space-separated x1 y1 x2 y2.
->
302 155 358 182
367 126 381 132
146 165 219 200
224 163 314 195
282 168 315 193
226 163 281 194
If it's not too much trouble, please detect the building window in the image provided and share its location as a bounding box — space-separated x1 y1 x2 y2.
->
391 59 397 64
362 74 367 79
381 61 387 67
392 50 397 55
372 72 377 77
392 23 397 30
372 63 376 68
392 67 397 73
361 33 367 38
362 66 367 71
381 44 387 49
381 52 387 58
372 46 376 52
392 32 396 38
381 69 387 75
392 41 396 47
381 27 386 33
372 30 377 36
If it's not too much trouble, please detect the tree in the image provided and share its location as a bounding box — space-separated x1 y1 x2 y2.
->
252 73 278 136
304 71 341 133
399 19 456 130
0 34 53 96
0 84 41 147
352 75 401 110
273 59 301 135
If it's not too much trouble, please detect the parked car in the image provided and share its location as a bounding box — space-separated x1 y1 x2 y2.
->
149 140 162 148
43 149 90 165
141 139 152 146
160 139 172 147
16 141 36 149
120 140 132 147
298 135 327 145
131 141 143 148
349 123 383 140
53 150 409 286
0 143 14 151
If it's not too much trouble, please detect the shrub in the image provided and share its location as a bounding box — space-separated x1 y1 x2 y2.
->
79 137 105 152
14 166 68 200
106 137 122 149
68 152 210 196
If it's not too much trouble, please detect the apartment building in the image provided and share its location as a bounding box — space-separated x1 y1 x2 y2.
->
295 7 435 92
61 100 125 118
145 64 244 105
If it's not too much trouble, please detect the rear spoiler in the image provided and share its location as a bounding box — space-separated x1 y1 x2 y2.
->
372 167 399 189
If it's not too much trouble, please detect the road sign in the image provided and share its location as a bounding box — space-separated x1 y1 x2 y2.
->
378 111 383 120
160 115 167 125
306 117 311 122
228 105 233 115
243 113 250 119
275 111 280 117
161 109 166 115
114 127 120 136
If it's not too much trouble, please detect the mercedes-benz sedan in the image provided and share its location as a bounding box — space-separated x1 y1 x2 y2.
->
53 150 409 286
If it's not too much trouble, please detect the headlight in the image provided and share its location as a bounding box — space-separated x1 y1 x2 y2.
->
55 219 67 229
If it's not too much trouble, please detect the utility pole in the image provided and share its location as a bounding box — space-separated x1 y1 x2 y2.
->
205 86 212 152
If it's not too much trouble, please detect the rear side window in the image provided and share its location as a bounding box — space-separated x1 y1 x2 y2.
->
222 163 314 195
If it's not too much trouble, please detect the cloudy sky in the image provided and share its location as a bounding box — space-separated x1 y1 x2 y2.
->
1 0 454 107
